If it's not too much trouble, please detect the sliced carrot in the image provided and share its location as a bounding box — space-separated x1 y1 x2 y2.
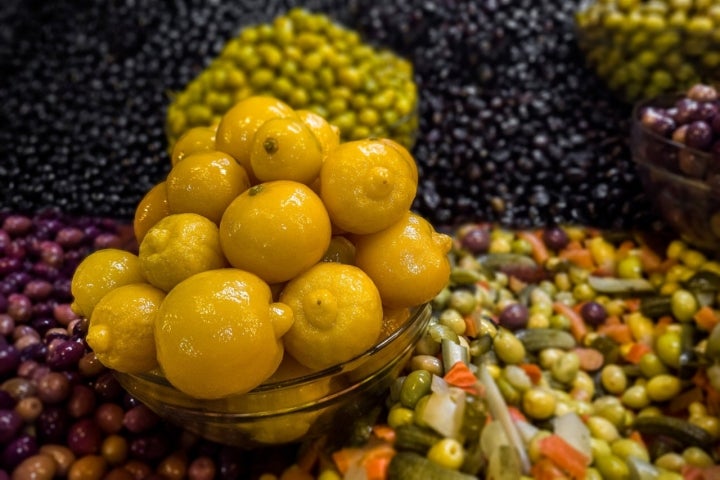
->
655 315 675 335
372 424 396 444
693 305 720 332
573 347 604 371
530 458 571 480
623 342 652 364
558 247 596 270
553 302 588 342
680 464 720 480
628 430 646 448
638 244 664 273
562 239 584 252
519 363 543 384
624 298 641 313
517 230 550 265
597 323 633 345
616 239 636 260
464 314 478 338
362 444 395 480
507 405 528 423
443 361 480 395
537 433 590 480
332 447 364 475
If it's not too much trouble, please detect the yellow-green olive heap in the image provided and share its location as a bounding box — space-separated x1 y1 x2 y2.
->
576 0 720 103
165 8 418 149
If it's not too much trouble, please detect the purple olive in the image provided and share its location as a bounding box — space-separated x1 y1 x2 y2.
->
66 418 102 455
1 434 38 469
674 98 700 125
580 301 607 327
685 121 714 151
687 83 718 102
0 409 23 443
35 406 70 444
641 107 676 137
2 216 33 237
498 303 529 330
0 345 21 377
45 339 85 370
460 225 491 254
542 226 569 250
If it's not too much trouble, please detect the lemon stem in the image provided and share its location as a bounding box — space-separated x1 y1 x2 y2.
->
263 137 279 155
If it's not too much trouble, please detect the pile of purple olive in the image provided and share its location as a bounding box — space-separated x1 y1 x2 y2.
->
1 209 305 479
636 83 720 180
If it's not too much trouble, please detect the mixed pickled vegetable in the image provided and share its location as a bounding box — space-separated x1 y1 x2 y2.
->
273 224 720 480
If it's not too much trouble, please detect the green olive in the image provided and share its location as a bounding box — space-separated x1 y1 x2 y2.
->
493 328 526 365
427 438 465 471
387 405 415 428
551 351 581 384
646 374 682 402
400 370 433 409
522 388 556 420
611 438 650 462
621 385 650 410
600 364 628 394
655 330 682 369
671 289 698 322
448 290 477 316
587 415 621 443
594 452 631 480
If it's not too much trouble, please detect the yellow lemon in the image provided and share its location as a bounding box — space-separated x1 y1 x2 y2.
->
214 96 297 180
155 268 294 399
353 211 452 309
265 353 315 383
219 180 331 284
70 249 145 319
133 181 170 244
280 262 383 371
320 139 417 234
170 125 217 167
86 283 165 374
295 109 340 154
166 150 251 224
250 117 324 184
378 137 418 185
138 213 227 292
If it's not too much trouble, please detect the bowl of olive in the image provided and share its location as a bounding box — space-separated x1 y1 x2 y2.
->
630 83 720 251
576 0 720 103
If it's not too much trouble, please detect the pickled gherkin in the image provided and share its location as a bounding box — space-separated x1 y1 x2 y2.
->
166 8 418 149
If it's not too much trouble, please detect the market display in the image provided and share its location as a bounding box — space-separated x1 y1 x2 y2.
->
1 0 720 479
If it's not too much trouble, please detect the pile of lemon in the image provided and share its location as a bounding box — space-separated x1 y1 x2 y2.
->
71 96 451 400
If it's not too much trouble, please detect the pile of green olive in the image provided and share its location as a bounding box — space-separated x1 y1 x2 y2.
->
575 0 720 103
165 7 418 149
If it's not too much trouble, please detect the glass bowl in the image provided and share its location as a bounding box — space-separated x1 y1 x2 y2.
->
631 95 720 252
115 303 432 449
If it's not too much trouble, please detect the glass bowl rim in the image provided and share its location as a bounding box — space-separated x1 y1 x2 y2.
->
129 303 431 393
